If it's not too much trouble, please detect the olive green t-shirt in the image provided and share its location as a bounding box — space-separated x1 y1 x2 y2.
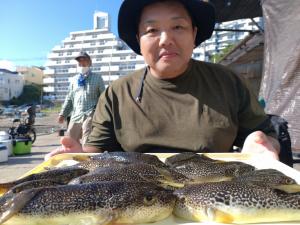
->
86 59 275 153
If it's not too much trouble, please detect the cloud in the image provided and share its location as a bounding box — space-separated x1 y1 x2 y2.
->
0 60 17 72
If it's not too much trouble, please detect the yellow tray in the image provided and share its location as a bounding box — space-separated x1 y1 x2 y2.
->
23 152 300 183
10 153 300 225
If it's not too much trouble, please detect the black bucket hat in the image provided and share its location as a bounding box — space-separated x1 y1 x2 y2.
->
118 0 215 55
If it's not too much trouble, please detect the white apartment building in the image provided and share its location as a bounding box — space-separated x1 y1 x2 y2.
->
43 12 146 102
0 69 24 101
44 11 261 102
203 18 263 61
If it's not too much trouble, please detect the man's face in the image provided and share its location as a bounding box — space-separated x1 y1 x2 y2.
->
138 1 197 79
77 57 91 67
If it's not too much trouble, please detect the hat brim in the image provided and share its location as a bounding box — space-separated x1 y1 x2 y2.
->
75 56 91 61
118 0 215 55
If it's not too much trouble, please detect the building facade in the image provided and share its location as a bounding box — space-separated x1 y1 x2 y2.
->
0 69 24 101
44 11 262 102
17 66 44 85
203 18 263 61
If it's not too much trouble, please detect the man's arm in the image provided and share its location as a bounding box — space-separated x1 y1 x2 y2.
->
98 75 106 93
59 82 74 118
84 86 123 152
231 71 280 159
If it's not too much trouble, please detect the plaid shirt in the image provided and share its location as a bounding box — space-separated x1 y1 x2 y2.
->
60 71 105 123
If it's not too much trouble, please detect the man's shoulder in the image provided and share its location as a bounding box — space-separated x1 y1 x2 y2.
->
192 60 240 84
89 72 104 80
193 60 235 76
110 68 146 90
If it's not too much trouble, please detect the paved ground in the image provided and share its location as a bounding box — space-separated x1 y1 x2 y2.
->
0 132 61 182
1 132 300 183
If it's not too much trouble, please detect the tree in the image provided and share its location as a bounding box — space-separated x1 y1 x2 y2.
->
9 84 42 105
210 44 235 63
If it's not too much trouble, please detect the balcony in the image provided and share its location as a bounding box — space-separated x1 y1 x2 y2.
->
52 45 63 51
102 75 119 81
43 77 55 84
43 86 55 93
69 68 77 74
99 65 119 72
43 69 55 75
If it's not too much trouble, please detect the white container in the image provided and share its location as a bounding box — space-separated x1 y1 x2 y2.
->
0 140 13 156
0 144 8 163
0 131 10 140
0 131 12 156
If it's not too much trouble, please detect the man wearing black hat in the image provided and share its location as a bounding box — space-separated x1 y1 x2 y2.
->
47 0 280 160
51 51 105 155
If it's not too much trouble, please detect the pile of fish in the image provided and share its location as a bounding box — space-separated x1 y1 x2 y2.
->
0 151 300 225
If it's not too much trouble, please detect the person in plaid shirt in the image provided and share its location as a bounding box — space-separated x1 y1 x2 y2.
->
57 51 105 145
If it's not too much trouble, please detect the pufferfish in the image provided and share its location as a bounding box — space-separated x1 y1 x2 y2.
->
174 180 300 224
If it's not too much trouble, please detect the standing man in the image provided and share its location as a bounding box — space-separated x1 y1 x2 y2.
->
57 51 105 145
46 0 280 161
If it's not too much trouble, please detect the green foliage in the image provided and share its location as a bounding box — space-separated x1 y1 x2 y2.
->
9 84 42 105
41 104 61 113
210 44 235 63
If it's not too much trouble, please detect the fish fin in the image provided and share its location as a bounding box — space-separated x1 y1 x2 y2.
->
95 210 119 225
205 207 234 223
96 214 114 225
0 188 39 224
43 166 52 170
273 184 300 193
157 179 184 188
73 155 91 162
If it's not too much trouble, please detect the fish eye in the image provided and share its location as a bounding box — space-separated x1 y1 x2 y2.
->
285 178 294 184
143 193 157 205
146 195 153 201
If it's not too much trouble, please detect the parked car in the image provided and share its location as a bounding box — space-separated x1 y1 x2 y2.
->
2 108 15 117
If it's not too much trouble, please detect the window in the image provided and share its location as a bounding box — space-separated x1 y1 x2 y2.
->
120 56 126 60
128 65 135 70
96 17 106 29
59 52 63 56
67 52 72 56
65 60 70 63
93 67 101 71
130 55 136 59
55 68 68 73
92 34 97 38
90 42 96 46
96 58 102 61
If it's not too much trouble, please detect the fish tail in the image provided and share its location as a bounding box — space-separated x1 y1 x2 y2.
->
0 189 39 224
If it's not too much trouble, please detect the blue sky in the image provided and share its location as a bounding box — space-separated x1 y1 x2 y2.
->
0 0 123 67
